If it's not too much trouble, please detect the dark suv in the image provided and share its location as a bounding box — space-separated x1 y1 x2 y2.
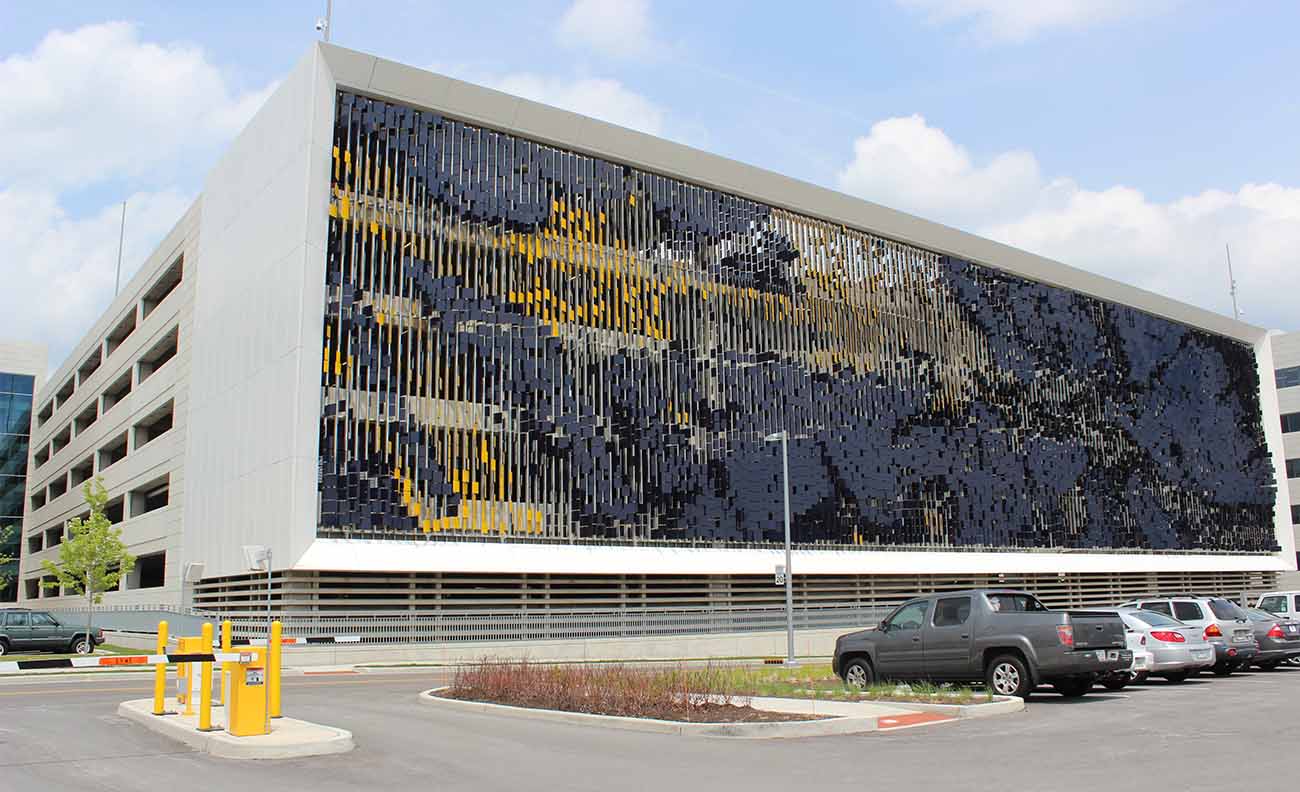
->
0 608 104 656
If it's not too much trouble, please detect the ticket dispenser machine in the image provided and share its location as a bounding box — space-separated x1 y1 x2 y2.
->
227 647 269 737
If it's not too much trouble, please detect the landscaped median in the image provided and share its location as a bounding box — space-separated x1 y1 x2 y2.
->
420 662 1023 738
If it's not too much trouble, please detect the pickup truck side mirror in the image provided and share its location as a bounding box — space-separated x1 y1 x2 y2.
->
877 620 889 632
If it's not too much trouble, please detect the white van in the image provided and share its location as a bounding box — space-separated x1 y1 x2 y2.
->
1255 591 1300 618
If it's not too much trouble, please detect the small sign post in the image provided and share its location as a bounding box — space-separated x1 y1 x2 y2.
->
774 565 786 586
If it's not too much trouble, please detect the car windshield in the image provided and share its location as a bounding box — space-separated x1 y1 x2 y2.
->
1208 599 1248 620
985 593 1048 613
1247 609 1279 623
1129 610 1182 628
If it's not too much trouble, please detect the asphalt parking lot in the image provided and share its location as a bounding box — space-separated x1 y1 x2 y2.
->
1 666 1296 792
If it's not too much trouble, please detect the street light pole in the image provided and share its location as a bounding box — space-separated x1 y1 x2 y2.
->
263 547 272 734
766 430 797 667
243 545 273 734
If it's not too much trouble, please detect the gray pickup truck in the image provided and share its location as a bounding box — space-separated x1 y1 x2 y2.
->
832 589 1132 698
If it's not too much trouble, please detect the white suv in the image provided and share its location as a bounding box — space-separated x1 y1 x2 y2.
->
1117 595 1257 676
1256 591 1300 619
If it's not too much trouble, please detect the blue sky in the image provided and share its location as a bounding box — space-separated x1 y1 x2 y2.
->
2 0 1298 370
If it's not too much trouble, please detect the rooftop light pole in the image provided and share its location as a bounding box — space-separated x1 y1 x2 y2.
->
764 430 797 667
316 0 333 42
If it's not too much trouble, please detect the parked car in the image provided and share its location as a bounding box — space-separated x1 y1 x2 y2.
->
1115 608 1216 683
832 589 1133 699
1117 595 1257 675
1242 607 1300 669
0 608 104 656
1097 611 1155 690
1255 591 1300 619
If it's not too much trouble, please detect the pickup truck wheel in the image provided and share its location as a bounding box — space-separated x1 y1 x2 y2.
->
842 658 875 689
71 636 93 655
986 655 1030 698
1052 679 1092 698
0 639 8 656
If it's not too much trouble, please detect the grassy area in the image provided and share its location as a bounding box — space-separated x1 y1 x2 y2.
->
0 643 139 663
445 661 806 722
721 663 991 705
442 660 991 721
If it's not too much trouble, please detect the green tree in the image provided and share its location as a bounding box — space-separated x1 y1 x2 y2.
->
40 479 135 651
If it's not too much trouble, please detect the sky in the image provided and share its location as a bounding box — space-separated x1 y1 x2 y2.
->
2 0 1298 373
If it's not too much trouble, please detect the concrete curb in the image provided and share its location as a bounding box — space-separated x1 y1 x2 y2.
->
117 699 355 759
419 689 880 738
885 696 1025 719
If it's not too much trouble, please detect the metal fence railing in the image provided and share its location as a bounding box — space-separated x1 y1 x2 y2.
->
220 604 890 646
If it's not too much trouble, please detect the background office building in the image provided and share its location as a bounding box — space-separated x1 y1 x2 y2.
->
0 341 45 602
1271 331 1300 576
16 44 1296 616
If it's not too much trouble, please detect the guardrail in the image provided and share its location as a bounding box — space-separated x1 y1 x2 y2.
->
221 604 891 646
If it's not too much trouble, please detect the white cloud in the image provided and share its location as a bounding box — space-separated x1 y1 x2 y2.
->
898 0 1153 42
838 115 1041 228
557 0 653 58
490 73 665 137
0 22 272 188
429 60 667 138
0 22 273 370
835 115 1300 330
0 188 194 364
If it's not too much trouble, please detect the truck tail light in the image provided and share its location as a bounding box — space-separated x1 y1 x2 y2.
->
1267 624 1284 639
1204 624 1222 639
1150 630 1185 643
1056 625 1074 648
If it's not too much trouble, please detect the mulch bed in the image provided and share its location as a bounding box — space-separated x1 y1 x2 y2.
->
438 690 824 723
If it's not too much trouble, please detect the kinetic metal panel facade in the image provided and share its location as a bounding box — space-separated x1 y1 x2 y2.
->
317 90 1276 552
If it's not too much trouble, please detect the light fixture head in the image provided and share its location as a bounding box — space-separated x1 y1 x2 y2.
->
241 545 271 572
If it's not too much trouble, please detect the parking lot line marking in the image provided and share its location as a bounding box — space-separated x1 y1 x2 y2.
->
0 686 150 697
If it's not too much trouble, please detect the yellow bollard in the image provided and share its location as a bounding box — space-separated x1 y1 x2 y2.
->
152 620 170 716
269 621 282 719
219 620 232 706
198 623 216 731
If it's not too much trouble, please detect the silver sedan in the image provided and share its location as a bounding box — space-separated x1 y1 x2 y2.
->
1117 609 1216 682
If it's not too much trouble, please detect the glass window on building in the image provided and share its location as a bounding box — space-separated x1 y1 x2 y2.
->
1283 412 1300 434
1276 366 1300 390
1288 459 1300 479
0 371 35 602
1292 504 1300 524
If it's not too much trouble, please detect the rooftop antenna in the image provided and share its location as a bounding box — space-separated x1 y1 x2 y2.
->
114 200 126 297
316 0 332 42
1225 243 1241 321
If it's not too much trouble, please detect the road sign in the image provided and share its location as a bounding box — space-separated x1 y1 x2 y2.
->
774 565 786 585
